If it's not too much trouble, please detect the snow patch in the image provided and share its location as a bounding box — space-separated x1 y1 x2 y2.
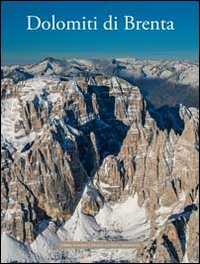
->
1 233 44 263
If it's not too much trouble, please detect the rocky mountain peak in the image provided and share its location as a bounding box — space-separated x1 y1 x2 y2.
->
1 60 199 263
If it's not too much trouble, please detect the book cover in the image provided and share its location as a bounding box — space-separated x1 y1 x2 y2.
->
1 1 199 263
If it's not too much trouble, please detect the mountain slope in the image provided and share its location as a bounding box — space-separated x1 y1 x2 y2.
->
1 69 199 263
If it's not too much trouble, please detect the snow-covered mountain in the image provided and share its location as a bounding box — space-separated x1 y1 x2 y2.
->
1 59 199 263
2 57 199 108
2 57 199 87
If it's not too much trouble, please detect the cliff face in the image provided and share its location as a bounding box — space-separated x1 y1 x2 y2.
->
1 74 199 262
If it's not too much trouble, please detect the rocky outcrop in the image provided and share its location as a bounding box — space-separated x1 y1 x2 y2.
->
1 74 199 262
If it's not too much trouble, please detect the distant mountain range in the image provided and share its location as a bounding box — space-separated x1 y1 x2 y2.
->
2 57 199 108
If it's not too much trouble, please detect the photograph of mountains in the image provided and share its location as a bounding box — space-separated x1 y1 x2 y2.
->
1 1 199 263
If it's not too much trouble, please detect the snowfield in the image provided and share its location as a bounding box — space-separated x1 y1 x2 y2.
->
1 188 150 263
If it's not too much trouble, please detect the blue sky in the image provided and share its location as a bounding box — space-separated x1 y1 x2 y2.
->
1 1 199 64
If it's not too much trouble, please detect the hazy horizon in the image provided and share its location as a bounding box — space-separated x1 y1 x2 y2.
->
1 54 199 67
